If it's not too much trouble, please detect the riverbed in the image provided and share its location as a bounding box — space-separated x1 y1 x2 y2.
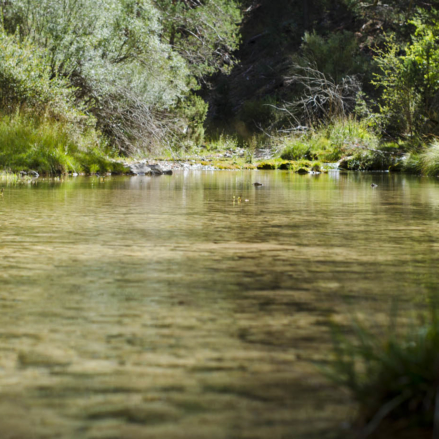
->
0 171 438 439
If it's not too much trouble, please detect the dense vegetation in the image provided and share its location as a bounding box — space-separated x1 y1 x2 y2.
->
0 0 241 173
206 0 439 175
2 0 439 176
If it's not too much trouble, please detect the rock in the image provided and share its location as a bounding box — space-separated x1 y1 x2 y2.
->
19 171 27 176
337 156 354 170
295 167 310 174
128 162 151 176
148 164 164 175
29 170 39 178
128 162 173 176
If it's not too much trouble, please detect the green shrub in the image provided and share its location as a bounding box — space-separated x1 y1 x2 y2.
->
298 31 371 84
309 118 380 162
344 150 393 171
280 140 310 160
177 94 208 146
0 28 89 123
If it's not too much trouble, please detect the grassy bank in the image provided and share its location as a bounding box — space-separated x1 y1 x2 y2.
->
195 119 439 176
0 112 126 175
2 114 438 177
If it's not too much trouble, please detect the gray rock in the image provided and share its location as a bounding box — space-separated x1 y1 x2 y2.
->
128 162 173 176
128 162 151 176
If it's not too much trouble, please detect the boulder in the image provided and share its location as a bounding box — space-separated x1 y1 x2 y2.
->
128 162 172 176
29 170 39 178
337 156 354 170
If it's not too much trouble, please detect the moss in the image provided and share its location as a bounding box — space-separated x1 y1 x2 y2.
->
311 162 322 172
278 161 293 170
256 161 277 170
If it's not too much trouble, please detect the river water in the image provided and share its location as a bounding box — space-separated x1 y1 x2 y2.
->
0 171 438 439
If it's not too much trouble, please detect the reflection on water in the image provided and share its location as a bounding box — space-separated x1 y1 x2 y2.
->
0 171 438 439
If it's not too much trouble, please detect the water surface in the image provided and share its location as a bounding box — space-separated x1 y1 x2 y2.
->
0 171 438 439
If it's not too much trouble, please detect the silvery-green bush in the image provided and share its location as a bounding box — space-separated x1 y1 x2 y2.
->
1 0 241 152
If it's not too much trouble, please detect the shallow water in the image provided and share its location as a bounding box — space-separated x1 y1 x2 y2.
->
0 171 438 439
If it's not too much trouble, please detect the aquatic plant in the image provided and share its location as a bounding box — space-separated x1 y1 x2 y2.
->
326 306 439 438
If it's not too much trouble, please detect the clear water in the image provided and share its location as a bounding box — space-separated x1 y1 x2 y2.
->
0 171 438 439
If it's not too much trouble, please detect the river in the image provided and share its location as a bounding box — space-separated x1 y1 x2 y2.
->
0 171 438 439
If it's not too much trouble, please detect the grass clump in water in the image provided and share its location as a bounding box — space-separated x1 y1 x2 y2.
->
326 307 439 438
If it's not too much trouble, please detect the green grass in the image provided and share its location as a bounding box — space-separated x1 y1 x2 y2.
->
0 111 125 175
0 171 19 183
326 306 439 438
420 141 439 177
278 118 381 164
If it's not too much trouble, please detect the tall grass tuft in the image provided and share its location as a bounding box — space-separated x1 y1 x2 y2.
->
326 307 439 438
420 141 439 176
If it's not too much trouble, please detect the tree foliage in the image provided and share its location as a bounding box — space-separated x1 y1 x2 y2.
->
0 0 241 152
155 0 241 79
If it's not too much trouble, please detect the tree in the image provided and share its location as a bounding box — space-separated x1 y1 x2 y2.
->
1 0 242 152
154 0 242 79
371 12 439 138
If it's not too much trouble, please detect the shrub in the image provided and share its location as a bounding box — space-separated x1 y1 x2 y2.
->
299 31 371 85
0 27 87 125
402 153 422 174
344 150 393 171
281 140 311 160
307 118 380 162
177 94 208 146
